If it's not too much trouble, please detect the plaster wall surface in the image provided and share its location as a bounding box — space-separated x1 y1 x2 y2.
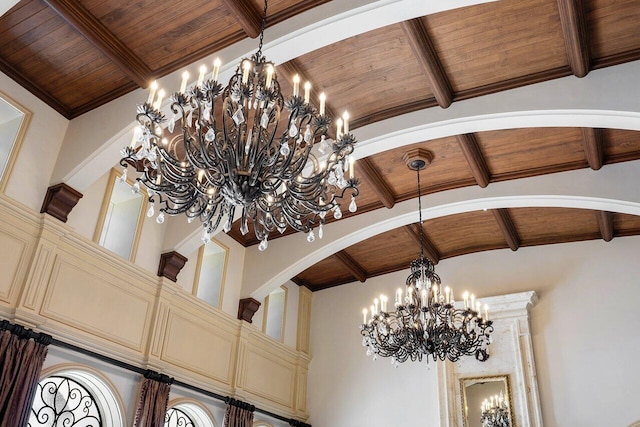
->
308 236 640 427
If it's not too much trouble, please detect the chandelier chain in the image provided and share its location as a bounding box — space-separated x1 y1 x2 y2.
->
256 0 269 57
417 167 424 259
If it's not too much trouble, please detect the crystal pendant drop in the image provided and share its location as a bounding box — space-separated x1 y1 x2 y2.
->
333 206 342 220
223 218 232 233
187 216 194 223
136 126 145 143
240 219 249 236
260 111 269 129
319 135 328 154
156 212 165 224
280 142 290 156
307 229 315 243
119 168 127 183
132 182 140 194
232 107 245 125
304 125 312 143
201 229 211 244
205 128 215 142
289 123 298 138
168 115 176 133
318 222 324 239
186 110 193 127
146 204 154 218
258 238 268 251
203 107 211 121
349 195 357 213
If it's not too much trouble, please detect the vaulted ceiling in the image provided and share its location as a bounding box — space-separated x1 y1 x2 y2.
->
2 0 640 292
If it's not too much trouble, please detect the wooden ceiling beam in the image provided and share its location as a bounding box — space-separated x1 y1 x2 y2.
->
401 19 453 109
43 0 152 88
596 211 614 242
334 251 367 283
221 0 262 39
492 209 520 251
456 133 491 188
581 128 604 170
557 0 590 78
358 158 396 209
404 224 440 264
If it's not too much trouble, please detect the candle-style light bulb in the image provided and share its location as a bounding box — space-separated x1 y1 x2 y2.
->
342 111 350 134
292 74 300 97
336 118 343 139
319 92 326 115
304 81 311 103
463 291 469 309
180 71 189 94
197 65 207 87
147 80 158 104
153 89 165 110
362 308 368 324
212 57 221 81
265 64 274 88
242 60 252 84
349 156 355 179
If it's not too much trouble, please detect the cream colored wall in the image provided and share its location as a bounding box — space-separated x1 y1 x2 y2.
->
0 71 68 212
0 195 311 420
307 236 640 427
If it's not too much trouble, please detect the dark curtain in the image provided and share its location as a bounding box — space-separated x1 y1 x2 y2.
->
133 370 173 427
0 320 52 427
223 398 254 427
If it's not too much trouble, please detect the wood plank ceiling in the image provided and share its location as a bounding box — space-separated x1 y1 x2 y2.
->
1 0 639 291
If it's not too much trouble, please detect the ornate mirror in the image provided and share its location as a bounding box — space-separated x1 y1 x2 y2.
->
461 375 514 427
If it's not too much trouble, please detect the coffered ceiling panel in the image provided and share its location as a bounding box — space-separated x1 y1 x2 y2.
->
476 127 587 179
368 137 476 200
422 210 507 258
294 255 356 289
511 207 601 245
81 0 243 72
343 227 420 276
602 129 640 162
295 23 435 124
422 0 569 93
587 0 640 62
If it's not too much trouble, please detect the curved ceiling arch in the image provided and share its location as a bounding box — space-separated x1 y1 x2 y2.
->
62 60 640 191
243 160 640 299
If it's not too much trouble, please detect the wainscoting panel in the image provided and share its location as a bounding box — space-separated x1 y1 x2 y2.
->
41 254 154 352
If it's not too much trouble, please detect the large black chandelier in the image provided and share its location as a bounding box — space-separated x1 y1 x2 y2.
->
120 0 358 250
480 392 511 427
360 153 493 366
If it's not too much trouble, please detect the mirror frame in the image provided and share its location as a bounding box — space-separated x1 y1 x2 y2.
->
93 168 148 262
460 374 515 427
0 90 32 193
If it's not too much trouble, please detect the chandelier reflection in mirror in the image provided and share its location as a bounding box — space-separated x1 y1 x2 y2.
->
481 392 510 427
120 0 358 250
360 152 493 366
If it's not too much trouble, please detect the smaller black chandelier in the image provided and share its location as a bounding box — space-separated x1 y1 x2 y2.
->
120 0 358 250
481 392 511 427
360 152 493 366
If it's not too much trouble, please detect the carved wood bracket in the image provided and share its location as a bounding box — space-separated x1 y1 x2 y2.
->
157 251 188 282
40 183 83 223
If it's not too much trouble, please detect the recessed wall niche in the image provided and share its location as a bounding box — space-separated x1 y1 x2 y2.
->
437 291 542 427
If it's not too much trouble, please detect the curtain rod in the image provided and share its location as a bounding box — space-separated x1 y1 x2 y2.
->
50 337 311 427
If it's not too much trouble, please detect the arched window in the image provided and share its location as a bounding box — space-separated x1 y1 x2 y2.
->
28 367 124 427
165 407 195 427
165 402 216 427
29 376 101 426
